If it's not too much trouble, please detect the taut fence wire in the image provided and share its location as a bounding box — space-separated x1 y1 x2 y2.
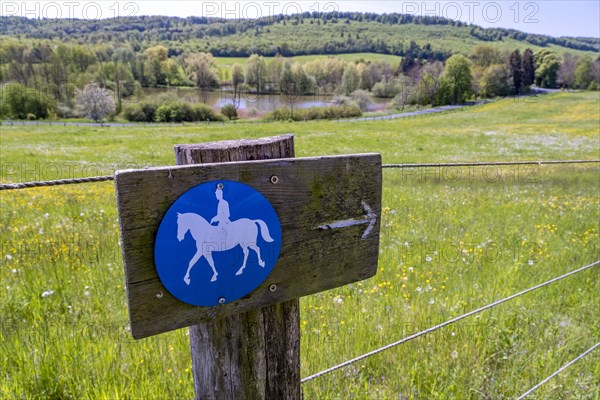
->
300 260 599 384
382 159 600 169
0 175 115 191
515 341 600 400
1 159 598 191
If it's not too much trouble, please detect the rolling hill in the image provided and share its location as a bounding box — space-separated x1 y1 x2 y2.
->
1 12 598 59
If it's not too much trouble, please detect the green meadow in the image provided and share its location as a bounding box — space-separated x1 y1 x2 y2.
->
213 53 404 68
1 92 599 399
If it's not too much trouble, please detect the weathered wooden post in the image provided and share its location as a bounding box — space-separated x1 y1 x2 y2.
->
175 135 299 399
115 134 382 399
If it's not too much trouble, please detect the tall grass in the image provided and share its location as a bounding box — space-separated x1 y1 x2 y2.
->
1 92 598 399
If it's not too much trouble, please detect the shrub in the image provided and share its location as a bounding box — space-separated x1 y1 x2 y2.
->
3 83 56 119
372 80 402 98
0 101 11 118
124 100 223 123
193 103 223 122
122 104 149 122
154 104 175 122
350 89 373 111
265 105 361 121
26 113 37 120
221 104 238 120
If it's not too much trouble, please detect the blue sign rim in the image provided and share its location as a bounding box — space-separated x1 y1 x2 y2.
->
153 180 282 307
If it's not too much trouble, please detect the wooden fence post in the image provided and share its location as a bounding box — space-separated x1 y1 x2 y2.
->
174 135 300 400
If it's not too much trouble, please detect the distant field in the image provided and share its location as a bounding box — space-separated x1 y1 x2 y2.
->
214 53 404 79
1 92 598 398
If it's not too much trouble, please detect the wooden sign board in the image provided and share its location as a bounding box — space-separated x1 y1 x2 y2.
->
115 153 381 339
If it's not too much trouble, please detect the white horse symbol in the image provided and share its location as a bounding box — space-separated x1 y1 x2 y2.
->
176 212 274 284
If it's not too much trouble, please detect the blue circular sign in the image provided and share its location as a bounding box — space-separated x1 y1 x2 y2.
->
154 180 282 306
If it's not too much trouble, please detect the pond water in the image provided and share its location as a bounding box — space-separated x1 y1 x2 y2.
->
142 87 387 113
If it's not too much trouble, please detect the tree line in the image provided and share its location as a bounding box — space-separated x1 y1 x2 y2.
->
2 13 597 57
1 40 599 121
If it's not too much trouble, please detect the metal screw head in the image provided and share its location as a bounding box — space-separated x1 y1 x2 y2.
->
218 297 226 304
270 175 279 184
269 284 277 292
217 183 224 190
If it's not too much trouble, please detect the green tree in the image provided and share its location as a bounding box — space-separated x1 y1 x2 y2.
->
231 63 245 109
480 64 511 97
279 61 298 118
221 103 238 120
4 83 56 119
246 54 266 93
340 62 360 95
575 55 594 89
440 54 473 104
144 45 168 87
291 62 314 94
267 56 284 91
185 52 220 91
471 45 502 69
535 49 560 88
357 62 380 91
350 89 373 111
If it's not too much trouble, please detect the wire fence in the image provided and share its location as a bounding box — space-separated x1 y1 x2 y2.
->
300 260 599 383
516 341 600 400
1 159 598 191
2 157 598 395
0 175 115 191
382 159 600 169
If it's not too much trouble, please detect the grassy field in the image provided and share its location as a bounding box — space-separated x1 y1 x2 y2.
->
213 53 404 68
213 53 404 80
1 92 599 399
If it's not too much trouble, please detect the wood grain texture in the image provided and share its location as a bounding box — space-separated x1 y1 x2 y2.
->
181 135 299 400
115 152 382 339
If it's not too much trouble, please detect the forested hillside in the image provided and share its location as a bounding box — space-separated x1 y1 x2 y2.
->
2 12 598 57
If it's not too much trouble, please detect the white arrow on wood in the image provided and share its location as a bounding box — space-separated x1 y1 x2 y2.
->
317 201 377 240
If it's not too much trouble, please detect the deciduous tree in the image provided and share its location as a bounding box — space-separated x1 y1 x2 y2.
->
509 49 523 94
185 52 220 91
245 54 266 93
535 49 560 88
76 82 115 122
439 54 473 104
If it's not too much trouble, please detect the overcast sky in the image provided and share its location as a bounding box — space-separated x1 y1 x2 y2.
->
7 1 600 38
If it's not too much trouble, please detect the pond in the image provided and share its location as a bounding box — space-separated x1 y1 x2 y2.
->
141 87 388 114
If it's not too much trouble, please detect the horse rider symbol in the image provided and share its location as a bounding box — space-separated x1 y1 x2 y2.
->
177 186 274 285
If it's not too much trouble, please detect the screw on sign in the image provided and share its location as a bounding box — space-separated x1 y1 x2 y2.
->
154 180 282 306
